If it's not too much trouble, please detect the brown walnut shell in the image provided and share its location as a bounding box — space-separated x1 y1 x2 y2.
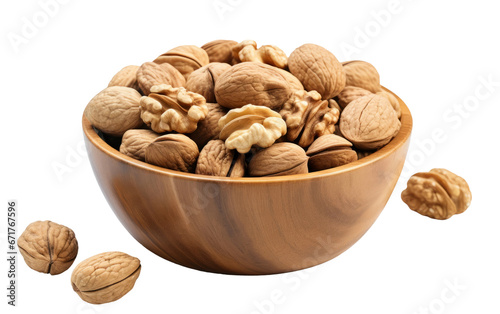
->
342 60 381 93
18 221 78 275
185 62 231 103
339 94 401 150
188 102 227 149
108 65 140 91
377 90 401 119
401 169 472 220
119 129 160 161
195 140 245 177
201 40 238 64
336 86 373 109
306 134 357 172
71 252 141 304
154 45 210 80
137 62 185 95
145 134 199 172
248 142 308 177
84 86 143 136
288 43 346 99
214 62 292 110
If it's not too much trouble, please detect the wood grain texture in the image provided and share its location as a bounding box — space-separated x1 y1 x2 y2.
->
82 87 412 275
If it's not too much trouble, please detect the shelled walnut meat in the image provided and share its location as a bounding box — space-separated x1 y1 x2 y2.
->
84 39 404 177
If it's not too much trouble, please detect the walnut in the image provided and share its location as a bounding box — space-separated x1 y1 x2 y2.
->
18 221 78 275
306 134 357 172
84 86 143 136
154 45 209 80
71 252 141 304
232 40 288 69
288 43 346 99
219 104 287 154
339 94 401 150
215 62 292 110
119 129 160 161
185 62 231 103
248 143 308 177
336 86 373 109
280 90 340 147
276 68 304 91
136 62 185 95
188 102 227 149
108 65 140 91
201 39 238 64
401 169 472 220
377 90 401 119
145 134 199 172
342 60 381 93
195 140 245 177
140 84 208 133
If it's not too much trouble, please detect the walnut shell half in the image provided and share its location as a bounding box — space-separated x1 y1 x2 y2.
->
18 221 78 275
401 169 472 220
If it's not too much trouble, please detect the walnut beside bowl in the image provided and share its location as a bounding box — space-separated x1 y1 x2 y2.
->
82 87 412 275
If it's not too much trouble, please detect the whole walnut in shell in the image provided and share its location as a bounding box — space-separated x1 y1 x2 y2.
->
339 94 400 150
288 43 346 99
84 86 143 136
145 134 199 172
248 143 308 177
336 86 373 109
185 62 231 103
202 39 238 64
377 90 401 119
342 60 381 93
140 84 208 133
196 140 245 177
219 104 287 154
18 220 78 275
108 65 140 91
306 134 357 172
120 129 160 161
188 102 227 149
71 251 141 304
215 62 292 110
232 40 288 69
280 90 340 147
154 45 210 80
137 62 185 95
401 169 472 220
276 68 304 91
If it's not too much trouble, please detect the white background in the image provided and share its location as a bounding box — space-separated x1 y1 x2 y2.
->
1 0 499 313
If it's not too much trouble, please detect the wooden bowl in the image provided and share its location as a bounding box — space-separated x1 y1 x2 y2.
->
82 87 412 275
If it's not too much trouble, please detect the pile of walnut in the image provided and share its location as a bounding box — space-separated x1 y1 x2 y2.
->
84 40 402 177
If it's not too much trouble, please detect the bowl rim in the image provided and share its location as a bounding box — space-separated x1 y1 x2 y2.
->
82 86 412 184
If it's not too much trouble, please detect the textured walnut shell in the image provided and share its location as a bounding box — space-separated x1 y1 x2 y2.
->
288 44 346 99
356 150 373 160
276 68 304 91
84 86 143 136
248 143 308 177
336 86 373 109
219 104 287 154
377 90 401 119
195 140 245 177
145 134 199 172
280 90 340 147
339 94 401 150
119 129 160 161
136 62 185 95
71 252 141 304
306 134 357 172
232 40 288 69
401 169 472 220
215 62 292 110
201 40 238 64
140 84 208 133
154 45 210 80
185 63 231 103
342 60 381 93
108 65 140 91
18 221 78 275
188 103 227 149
